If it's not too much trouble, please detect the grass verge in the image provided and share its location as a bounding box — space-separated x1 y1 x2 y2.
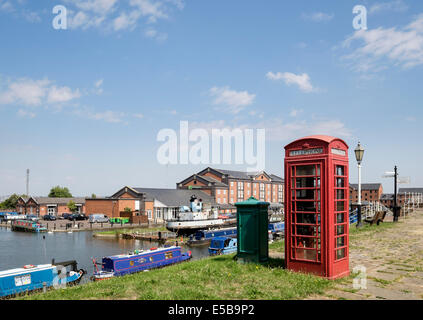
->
19 254 333 300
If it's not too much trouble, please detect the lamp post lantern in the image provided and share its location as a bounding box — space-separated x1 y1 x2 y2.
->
354 142 365 228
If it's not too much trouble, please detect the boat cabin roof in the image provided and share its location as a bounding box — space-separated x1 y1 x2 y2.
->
0 264 53 278
106 246 180 260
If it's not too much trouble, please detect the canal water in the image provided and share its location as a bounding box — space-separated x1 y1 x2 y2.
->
0 227 210 283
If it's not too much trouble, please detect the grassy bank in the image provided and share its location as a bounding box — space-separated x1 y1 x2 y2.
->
20 254 333 300
94 226 168 236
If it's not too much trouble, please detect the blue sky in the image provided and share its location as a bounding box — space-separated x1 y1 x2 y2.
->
1 0 422 197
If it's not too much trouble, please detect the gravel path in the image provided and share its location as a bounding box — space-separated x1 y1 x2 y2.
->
306 209 423 300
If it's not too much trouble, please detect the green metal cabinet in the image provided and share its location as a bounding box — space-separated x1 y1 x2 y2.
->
235 197 269 263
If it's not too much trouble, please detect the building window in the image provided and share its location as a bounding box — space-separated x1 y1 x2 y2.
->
223 190 227 195
230 198 234 204
278 185 283 202
238 182 244 200
231 189 234 195
47 207 56 215
259 183 265 201
230 182 234 187
217 189 221 195
147 210 152 219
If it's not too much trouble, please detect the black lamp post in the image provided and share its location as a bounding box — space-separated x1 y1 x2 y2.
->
354 142 365 228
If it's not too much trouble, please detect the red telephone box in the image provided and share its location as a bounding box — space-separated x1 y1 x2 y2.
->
284 135 349 279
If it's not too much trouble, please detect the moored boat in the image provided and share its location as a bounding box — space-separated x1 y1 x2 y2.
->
208 236 237 256
0 260 85 299
187 227 237 246
11 219 47 233
91 246 192 281
166 195 224 234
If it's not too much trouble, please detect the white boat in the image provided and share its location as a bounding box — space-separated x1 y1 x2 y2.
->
166 195 224 234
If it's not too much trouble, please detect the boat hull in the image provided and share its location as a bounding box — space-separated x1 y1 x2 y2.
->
92 247 192 280
166 219 224 234
0 265 84 299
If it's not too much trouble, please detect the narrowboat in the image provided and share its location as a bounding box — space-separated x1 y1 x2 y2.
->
268 222 284 236
208 236 237 256
11 219 47 233
91 246 192 281
0 260 85 299
187 227 237 246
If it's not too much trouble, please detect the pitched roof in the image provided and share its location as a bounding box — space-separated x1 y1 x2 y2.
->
398 188 423 194
31 197 86 205
132 188 217 207
202 168 284 182
350 183 382 191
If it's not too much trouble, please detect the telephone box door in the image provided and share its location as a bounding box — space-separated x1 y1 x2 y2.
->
286 161 326 275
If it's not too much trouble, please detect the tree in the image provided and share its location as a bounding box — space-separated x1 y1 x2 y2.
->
0 194 26 210
91 194 97 198
124 207 132 213
67 200 77 213
48 186 72 198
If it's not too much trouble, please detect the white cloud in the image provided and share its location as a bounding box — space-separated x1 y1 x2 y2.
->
369 0 408 15
342 14 423 71
209 86 256 114
94 79 104 94
289 109 303 117
17 109 36 119
0 77 81 107
301 12 334 22
89 110 126 123
144 27 168 42
47 86 81 104
134 113 144 119
266 72 316 93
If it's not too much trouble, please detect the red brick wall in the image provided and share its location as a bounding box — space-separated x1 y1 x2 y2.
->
85 199 119 218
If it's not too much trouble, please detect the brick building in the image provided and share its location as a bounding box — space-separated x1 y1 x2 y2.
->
16 197 86 217
85 186 216 223
380 188 423 208
176 167 284 211
349 183 383 203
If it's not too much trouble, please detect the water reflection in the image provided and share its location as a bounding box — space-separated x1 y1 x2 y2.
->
0 228 209 283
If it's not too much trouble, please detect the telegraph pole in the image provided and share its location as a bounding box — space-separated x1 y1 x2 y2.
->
393 166 399 222
26 169 30 197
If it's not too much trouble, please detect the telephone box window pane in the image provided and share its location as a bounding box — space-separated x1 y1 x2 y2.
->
291 167 295 176
291 178 295 188
296 237 317 249
296 189 315 200
337 213 345 223
317 165 320 175
291 192 295 200
296 201 316 212
336 190 345 200
336 236 345 248
336 248 346 260
296 165 315 176
336 178 345 188
336 166 345 176
336 224 345 236
295 248 317 261
296 226 317 237
317 190 320 200
296 177 316 188
296 213 316 224
336 201 345 211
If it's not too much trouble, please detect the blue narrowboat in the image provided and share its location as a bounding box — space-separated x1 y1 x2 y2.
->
0 260 85 299
208 236 237 256
187 227 237 245
91 246 192 281
268 222 284 234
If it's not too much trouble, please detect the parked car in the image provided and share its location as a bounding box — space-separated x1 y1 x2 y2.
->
43 215 56 221
60 213 73 220
26 215 40 222
89 214 109 223
69 213 88 221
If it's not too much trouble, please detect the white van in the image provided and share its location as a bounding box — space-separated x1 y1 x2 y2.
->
89 214 109 223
